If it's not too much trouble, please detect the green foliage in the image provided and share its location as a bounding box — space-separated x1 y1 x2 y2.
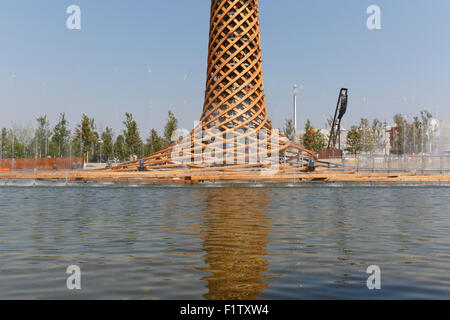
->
345 125 363 154
146 129 163 155
359 118 376 153
0 112 180 162
302 120 326 152
163 111 178 147
392 114 406 154
35 115 51 158
122 113 143 158
1 127 11 158
114 134 126 161
12 123 34 158
392 110 432 154
371 118 385 152
74 114 98 161
282 118 295 141
417 110 433 153
49 113 71 157
0 125 34 159
101 127 114 160
12 136 25 158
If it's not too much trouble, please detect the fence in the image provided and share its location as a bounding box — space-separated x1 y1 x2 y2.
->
0 157 84 170
342 155 450 174
318 149 343 159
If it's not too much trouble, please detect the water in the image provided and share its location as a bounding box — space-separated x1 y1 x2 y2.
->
0 183 449 299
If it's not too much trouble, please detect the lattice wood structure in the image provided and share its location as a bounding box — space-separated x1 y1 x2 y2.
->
114 0 316 172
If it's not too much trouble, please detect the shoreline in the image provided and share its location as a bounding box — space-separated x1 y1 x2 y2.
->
1 169 450 185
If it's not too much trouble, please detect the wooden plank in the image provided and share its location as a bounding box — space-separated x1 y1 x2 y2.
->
1 169 449 184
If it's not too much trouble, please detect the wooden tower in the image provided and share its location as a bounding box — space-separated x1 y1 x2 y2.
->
114 0 315 171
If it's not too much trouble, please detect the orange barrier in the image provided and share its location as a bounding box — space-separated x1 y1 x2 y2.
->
0 158 84 170
318 149 343 159
0 168 10 172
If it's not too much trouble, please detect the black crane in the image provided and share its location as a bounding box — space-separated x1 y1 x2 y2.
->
327 88 348 150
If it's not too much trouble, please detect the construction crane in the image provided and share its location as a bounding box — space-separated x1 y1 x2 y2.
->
327 88 348 150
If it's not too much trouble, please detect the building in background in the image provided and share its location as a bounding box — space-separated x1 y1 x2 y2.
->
438 121 450 155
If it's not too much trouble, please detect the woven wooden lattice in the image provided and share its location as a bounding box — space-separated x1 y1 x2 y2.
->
114 0 315 171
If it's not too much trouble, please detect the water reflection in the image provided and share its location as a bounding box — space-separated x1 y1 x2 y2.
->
197 188 271 300
1 186 450 299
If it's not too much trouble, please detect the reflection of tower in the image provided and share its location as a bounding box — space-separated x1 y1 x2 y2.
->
198 189 271 300
114 0 314 171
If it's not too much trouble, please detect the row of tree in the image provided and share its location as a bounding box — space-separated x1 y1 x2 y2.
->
1 109 435 160
345 118 387 155
282 118 327 152
282 110 434 155
0 111 179 162
345 110 433 155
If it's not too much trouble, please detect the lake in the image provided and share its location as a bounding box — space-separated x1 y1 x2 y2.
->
0 182 449 299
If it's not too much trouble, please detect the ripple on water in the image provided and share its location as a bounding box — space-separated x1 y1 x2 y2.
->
0 185 449 299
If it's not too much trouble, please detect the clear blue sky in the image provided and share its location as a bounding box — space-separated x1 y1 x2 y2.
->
1 0 449 136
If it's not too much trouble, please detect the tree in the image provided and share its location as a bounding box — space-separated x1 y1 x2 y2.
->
282 118 295 141
49 113 70 157
114 134 126 161
101 127 114 160
302 120 326 152
9 122 34 158
392 114 404 154
0 128 21 159
359 118 375 153
35 115 51 158
114 134 125 161
1 128 11 158
163 110 178 147
74 114 98 162
419 110 433 154
122 113 142 158
146 129 163 155
346 125 363 154
371 118 385 154
391 111 433 155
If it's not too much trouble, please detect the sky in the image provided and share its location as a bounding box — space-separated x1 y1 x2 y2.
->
1 0 450 137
